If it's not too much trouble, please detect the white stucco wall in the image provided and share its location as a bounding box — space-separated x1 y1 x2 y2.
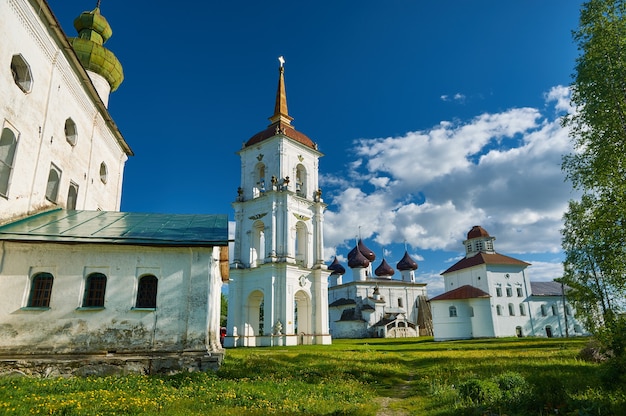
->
226 262 330 347
0 241 222 354
0 0 129 224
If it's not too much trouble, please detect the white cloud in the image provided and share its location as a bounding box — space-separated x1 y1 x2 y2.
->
324 86 576 257
441 93 467 103
545 85 573 114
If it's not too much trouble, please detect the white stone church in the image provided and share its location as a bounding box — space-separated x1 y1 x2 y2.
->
0 0 228 375
225 61 331 347
430 226 587 341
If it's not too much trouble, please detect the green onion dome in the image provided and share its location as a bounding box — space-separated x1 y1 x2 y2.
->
70 7 123 91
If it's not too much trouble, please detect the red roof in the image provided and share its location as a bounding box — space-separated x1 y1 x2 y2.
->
442 252 530 275
430 285 490 301
467 225 491 239
245 121 316 150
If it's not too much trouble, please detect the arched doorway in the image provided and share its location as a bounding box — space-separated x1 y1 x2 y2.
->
545 325 553 338
245 291 264 346
294 290 311 344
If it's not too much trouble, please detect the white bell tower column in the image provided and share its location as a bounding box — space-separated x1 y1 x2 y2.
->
225 58 331 347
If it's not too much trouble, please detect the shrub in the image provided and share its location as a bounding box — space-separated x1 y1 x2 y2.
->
458 378 502 405
493 371 529 405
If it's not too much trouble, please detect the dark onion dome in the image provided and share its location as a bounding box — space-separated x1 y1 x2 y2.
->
357 239 376 261
467 225 490 240
328 257 346 275
396 250 418 271
375 258 395 277
348 246 370 268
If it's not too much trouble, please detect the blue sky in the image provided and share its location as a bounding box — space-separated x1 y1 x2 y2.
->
50 1 584 296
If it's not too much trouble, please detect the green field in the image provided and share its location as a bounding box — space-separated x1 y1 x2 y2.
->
1 337 624 415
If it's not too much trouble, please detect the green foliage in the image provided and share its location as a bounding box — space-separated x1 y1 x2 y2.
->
561 0 626 361
459 378 502 405
0 337 624 415
220 292 228 327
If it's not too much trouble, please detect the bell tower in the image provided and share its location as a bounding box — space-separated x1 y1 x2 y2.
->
225 58 331 347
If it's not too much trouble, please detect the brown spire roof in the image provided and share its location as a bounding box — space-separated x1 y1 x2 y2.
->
244 58 317 150
269 63 293 125
441 252 530 275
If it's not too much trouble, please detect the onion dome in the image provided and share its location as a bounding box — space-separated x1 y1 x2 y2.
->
348 245 370 269
467 225 490 240
397 250 418 271
70 6 123 91
244 58 317 150
347 240 374 260
328 257 346 275
375 258 395 277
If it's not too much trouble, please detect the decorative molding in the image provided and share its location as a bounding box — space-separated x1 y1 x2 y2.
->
293 213 310 221
249 213 267 220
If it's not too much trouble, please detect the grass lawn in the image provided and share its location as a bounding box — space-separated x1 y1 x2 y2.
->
0 337 624 415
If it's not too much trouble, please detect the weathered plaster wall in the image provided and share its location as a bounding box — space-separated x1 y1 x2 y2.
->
0 241 222 356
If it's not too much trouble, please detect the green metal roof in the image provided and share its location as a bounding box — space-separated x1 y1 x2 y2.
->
0 210 228 247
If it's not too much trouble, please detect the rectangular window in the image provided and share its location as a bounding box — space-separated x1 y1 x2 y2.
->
506 287 513 297
496 287 502 297
516 287 523 297
398 298 403 308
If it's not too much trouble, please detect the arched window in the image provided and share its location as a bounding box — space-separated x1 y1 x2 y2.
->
67 182 79 210
255 163 265 195
251 221 265 267
541 304 548 317
11 54 32 93
83 273 107 307
508 303 515 316
295 164 307 198
295 221 308 266
496 305 503 316
519 303 526 316
468 306 474 317
28 272 54 308
551 304 558 316
0 127 18 197
136 275 158 308
45 164 61 202
64 118 78 146
449 305 457 317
